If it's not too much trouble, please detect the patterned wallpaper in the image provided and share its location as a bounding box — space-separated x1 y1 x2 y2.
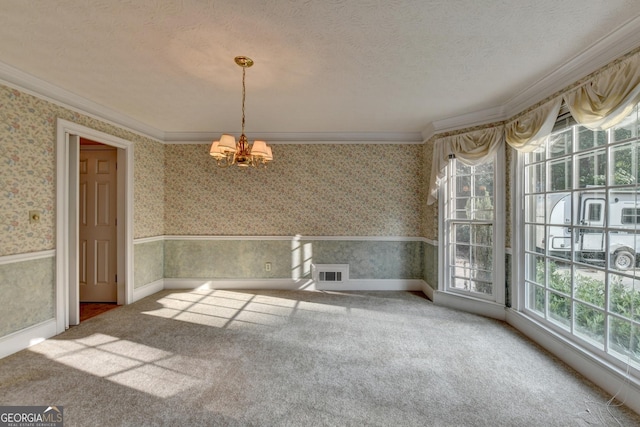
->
165 144 425 237
0 84 164 256
421 139 438 241
505 144 513 247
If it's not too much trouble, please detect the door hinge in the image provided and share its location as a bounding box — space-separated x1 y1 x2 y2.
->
115 274 117 283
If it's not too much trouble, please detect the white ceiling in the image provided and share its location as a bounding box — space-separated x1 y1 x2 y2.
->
1 1 640 142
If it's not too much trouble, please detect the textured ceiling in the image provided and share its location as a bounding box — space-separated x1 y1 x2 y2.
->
1 1 640 142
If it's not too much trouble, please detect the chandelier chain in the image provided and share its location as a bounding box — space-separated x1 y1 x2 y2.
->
241 66 246 135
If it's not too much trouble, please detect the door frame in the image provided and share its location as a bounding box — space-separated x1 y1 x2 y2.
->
56 119 134 333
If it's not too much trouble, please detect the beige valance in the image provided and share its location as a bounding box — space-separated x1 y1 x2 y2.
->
427 126 503 205
505 98 562 152
428 51 640 203
564 53 640 130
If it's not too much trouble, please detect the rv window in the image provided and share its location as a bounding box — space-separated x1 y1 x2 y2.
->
588 203 602 222
621 208 640 224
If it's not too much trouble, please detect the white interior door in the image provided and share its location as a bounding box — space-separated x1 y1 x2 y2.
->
79 146 118 302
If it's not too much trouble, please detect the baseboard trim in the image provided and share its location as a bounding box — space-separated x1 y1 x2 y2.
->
421 282 435 301
164 278 317 290
0 319 57 359
319 279 424 291
433 290 506 320
506 309 640 415
132 279 165 302
162 278 425 292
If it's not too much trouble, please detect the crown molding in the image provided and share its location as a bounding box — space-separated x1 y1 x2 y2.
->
422 15 640 138
164 131 423 144
0 60 165 141
421 105 505 140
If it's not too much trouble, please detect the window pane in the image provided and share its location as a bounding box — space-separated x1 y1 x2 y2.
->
525 253 545 285
610 143 637 186
577 149 606 188
547 193 570 225
527 283 546 315
550 238 572 262
574 268 605 308
471 224 492 245
525 163 545 194
524 195 544 223
470 247 493 271
550 158 572 191
612 104 639 142
469 190 494 220
609 275 640 321
471 279 493 295
454 243 470 262
574 302 605 348
608 317 640 365
577 126 606 150
526 146 546 163
525 224 545 253
474 162 493 175
452 275 471 291
549 129 572 158
453 180 471 218
608 232 638 273
549 291 571 329
608 190 639 231
549 225 572 255
456 162 471 175
576 126 607 150
548 260 571 294
454 224 470 244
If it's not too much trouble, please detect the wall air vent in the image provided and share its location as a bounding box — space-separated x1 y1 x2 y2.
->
313 264 349 283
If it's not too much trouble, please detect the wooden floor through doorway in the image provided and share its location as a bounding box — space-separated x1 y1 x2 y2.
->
79 302 118 322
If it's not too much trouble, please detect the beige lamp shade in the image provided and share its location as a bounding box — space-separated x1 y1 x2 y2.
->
209 141 225 159
250 140 268 157
264 146 273 161
219 134 236 153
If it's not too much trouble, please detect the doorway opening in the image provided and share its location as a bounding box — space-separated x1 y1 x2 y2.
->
56 119 134 333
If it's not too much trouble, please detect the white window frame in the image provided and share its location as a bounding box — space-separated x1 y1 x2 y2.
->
438 147 506 307
513 112 640 379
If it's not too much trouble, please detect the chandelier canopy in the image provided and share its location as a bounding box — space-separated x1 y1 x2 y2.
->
210 56 273 168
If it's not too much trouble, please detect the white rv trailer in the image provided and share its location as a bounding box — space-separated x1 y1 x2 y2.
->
536 190 639 270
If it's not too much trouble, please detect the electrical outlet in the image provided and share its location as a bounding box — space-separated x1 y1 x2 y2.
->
265 262 272 272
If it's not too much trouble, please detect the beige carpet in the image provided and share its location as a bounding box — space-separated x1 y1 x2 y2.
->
0 289 638 426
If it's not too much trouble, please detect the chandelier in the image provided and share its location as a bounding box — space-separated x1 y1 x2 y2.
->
210 56 273 168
